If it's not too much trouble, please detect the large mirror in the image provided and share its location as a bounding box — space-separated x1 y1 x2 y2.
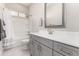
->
45 3 65 28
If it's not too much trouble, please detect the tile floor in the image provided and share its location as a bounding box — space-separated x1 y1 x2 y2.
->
1 40 30 56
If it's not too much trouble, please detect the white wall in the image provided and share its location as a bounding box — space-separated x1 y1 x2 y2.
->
64 3 79 32
0 4 5 19
29 3 44 32
0 4 5 8
29 3 66 32
29 3 79 32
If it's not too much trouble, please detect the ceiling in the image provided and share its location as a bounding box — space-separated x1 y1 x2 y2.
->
21 3 31 7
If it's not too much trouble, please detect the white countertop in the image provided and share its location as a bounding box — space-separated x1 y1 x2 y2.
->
30 30 79 48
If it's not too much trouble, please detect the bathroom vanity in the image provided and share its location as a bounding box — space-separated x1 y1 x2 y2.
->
29 31 79 56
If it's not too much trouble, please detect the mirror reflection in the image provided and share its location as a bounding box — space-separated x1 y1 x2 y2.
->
45 3 65 28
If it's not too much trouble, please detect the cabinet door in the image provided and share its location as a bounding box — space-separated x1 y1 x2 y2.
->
33 41 40 56
39 43 52 56
29 35 40 56
29 40 35 56
29 35 34 56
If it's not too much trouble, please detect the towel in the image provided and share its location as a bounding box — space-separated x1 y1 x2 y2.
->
0 19 6 41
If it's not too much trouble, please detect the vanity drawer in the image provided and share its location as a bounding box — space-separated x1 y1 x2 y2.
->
54 41 79 56
33 35 54 49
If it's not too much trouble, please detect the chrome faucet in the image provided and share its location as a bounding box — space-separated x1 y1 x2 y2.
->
47 24 54 34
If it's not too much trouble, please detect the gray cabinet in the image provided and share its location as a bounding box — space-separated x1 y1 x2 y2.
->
29 35 36 56
29 35 39 56
29 34 79 56
32 40 40 56
39 43 52 56
29 34 53 56
29 40 35 56
31 40 52 56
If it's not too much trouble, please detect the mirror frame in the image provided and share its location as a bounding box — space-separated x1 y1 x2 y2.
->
44 3 65 28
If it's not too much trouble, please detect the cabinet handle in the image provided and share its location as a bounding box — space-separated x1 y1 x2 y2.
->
60 47 73 55
32 41 34 45
30 36 32 38
37 45 39 51
37 45 42 50
39 45 42 52
38 45 42 56
37 45 41 51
